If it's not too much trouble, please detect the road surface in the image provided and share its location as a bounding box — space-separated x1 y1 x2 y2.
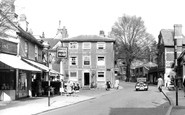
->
38 82 169 115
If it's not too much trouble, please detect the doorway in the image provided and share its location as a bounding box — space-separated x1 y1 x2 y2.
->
84 72 90 86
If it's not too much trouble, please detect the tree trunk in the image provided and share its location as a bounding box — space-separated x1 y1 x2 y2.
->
126 62 131 82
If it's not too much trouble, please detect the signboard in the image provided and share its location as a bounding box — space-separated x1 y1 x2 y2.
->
56 47 68 59
0 39 17 55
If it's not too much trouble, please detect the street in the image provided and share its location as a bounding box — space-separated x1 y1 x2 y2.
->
38 82 170 115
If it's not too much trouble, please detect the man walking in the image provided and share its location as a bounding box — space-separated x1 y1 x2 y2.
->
157 76 163 92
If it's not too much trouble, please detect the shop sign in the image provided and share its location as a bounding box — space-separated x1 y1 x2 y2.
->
56 47 68 59
0 39 17 55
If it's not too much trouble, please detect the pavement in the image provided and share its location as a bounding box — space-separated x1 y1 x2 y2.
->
0 87 120 115
163 88 185 115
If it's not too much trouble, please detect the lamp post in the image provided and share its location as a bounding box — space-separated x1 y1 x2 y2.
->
174 34 178 106
43 42 51 107
48 69 51 106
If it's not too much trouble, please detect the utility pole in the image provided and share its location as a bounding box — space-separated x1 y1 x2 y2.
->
174 38 178 106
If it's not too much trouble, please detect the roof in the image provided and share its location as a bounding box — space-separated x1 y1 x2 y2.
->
16 27 43 47
41 38 61 48
60 35 115 42
159 29 185 46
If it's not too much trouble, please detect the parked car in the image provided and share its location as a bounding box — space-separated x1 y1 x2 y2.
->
135 82 148 91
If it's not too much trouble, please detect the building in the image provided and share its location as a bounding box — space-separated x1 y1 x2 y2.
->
60 35 116 88
39 22 69 79
0 14 44 100
157 24 185 87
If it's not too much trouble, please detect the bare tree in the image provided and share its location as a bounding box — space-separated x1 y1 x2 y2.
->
110 14 156 81
0 0 17 38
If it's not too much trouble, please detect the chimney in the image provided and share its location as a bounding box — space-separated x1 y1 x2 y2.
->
174 24 183 47
99 30 105 37
18 14 28 31
174 24 183 39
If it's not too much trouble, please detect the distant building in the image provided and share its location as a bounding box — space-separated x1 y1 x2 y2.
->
60 35 116 88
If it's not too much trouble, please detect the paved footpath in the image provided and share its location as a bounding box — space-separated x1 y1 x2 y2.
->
0 88 119 115
164 88 185 115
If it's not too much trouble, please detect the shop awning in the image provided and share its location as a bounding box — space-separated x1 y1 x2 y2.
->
22 58 49 72
0 53 41 72
50 69 61 76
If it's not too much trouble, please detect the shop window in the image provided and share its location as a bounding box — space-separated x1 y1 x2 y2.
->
0 71 15 90
18 71 27 91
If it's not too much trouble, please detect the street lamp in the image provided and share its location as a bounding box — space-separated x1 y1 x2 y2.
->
43 42 52 106
174 32 178 106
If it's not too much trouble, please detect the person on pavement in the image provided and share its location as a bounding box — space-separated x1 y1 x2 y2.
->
114 79 119 89
183 77 185 97
157 76 163 92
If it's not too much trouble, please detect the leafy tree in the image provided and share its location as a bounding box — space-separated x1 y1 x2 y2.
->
0 0 17 37
110 14 156 81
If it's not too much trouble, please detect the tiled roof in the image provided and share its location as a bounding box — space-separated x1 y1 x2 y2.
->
41 38 61 48
16 27 43 47
60 35 115 42
159 29 185 46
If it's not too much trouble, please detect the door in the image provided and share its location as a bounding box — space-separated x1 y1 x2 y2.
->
84 72 90 86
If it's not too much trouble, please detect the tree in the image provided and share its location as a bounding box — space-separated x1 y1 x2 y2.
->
0 0 17 38
110 14 156 81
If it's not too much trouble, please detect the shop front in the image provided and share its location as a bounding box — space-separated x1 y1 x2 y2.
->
0 53 41 101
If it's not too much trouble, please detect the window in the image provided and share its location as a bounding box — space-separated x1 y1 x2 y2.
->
82 42 91 49
97 56 105 66
25 41 28 57
69 56 78 65
83 56 91 66
97 71 105 81
69 42 78 49
35 45 38 60
97 42 105 49
70 71 77 77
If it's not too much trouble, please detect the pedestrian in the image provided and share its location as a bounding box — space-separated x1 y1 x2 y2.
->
166 75 170 89
106 81 111 91
60 79 65 96
183 78 185 97
114 79 119 89
157 76 163 92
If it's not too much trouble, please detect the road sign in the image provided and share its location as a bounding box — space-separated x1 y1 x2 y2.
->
57 47 68 59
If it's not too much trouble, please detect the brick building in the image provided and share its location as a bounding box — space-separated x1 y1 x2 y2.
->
60 35 116 88
157 24 185 87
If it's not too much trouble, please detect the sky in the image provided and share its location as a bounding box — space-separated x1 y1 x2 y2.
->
14 0 185 40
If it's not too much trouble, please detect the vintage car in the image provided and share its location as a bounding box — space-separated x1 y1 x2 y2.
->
135 81 148 91
135 78 148 91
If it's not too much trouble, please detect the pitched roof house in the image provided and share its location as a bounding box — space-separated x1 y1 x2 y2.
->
157 24 185 87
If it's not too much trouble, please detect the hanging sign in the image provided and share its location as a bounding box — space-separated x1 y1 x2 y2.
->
56 47 68 59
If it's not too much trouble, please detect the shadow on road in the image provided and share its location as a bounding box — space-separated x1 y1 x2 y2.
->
109 102 169 115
